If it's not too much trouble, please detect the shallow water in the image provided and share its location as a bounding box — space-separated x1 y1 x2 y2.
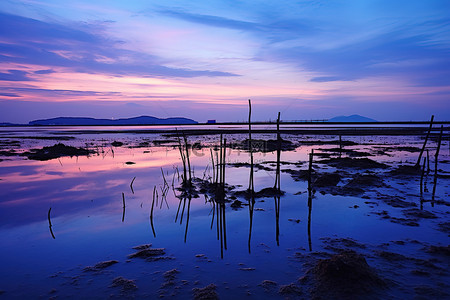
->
0 128 449 299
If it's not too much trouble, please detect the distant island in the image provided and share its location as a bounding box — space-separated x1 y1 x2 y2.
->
327 114 377 122
29 116 198 126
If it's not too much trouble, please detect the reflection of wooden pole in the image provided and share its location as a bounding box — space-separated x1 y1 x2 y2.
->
420 157 426 206
248 99 254 192
416 115 434 167
222 203 227 250
274 196 280 246
308 150 314 192
222 139 227 195
307 194 312 251
210 148 215 184
130 176 136 194
432 125 443 206
275 112 281 191
184 198 191 243
248 198 254 254
150 186 156 237
48 207 55 239
122 193 126 223
183 134 192 186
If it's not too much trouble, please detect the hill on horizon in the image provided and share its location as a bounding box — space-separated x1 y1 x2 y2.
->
327 114 377 122
29 116 198 125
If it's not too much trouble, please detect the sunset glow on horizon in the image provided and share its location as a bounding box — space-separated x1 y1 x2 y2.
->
1 0 450 123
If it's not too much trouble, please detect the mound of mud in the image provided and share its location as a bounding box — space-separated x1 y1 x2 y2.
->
192 284 219 300
23 143 94 161
84 260 118 272
390 165 421 176
282 169 315 181
233 138 297 152
319 157 388 169
128 244 166 261
303 251 386 298
313 173 341 187
345 173 385 188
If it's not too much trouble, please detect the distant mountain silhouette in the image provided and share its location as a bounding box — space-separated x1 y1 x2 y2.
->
327 114 377 122
29 116 198 125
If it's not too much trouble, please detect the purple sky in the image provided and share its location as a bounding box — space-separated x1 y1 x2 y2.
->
1 0 450 123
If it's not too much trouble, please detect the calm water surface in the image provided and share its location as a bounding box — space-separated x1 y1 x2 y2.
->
0 127 449 299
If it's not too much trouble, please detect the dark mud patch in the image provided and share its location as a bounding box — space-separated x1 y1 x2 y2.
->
321 237 367 252
379 195 417 208
390 165 421 176
6 136 75 141
375 250 408 262
111 276 137 291
192 283 219 300
228 162 272 172
414 285 449 298
282 169 315 181
259 280 278 292
402 208 437 219
230 199 243 209
389 217 420 227
132 244 152 250
318 173 386 196
153 139 178 145
389 146 422 152
278 283 302 296
83 260 118 272
232 138 297 152
346 173 386 188
426 245 450 256
163 269 180 280
313 173 341 187
22 143 94 160
299 140 358 146
302 251 386 299
233 187 284 199
0 149 18 157
437 222 450 235
318 157 388 169
128 245 166 260
318 147 373 157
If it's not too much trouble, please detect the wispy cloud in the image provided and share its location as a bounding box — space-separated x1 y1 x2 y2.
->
0 12 238 78
0 69 32 81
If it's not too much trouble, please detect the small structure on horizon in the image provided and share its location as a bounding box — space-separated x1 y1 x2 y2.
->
207 119 216 124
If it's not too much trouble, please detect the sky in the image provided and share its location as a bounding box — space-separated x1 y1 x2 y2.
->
0 0 450 123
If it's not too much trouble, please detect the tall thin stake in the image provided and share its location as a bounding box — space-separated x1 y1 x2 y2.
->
248 99 254 192
274 112 281 191
416 115 434 167
431 125 443 206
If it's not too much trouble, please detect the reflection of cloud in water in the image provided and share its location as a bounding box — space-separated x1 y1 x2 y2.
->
64 179 125 192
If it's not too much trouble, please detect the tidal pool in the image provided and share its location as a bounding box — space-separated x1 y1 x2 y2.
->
0 127 449 299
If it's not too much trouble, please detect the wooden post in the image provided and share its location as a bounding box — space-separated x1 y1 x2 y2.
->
431 125 443 205
274 112 281 191
416 115 434 168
